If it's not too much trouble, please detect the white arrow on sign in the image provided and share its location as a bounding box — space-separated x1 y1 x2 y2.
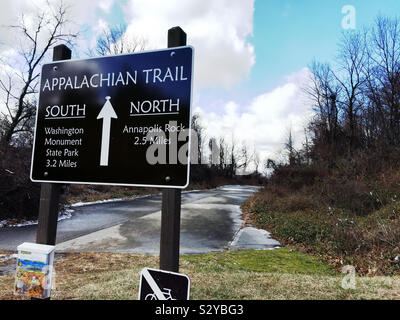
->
97 96 118 166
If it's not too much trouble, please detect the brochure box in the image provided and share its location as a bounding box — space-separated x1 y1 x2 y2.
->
14 242 55 299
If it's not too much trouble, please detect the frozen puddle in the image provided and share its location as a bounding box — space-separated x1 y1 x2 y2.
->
230 226 281 250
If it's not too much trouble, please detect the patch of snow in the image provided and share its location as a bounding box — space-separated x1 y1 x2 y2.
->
8 219 38 228
1 193 162 228
229 226 281 250
71 198 125 207
0 208 75 228
58 209 73 222
217 185 261 192
70 194 156 208
0 254 17 262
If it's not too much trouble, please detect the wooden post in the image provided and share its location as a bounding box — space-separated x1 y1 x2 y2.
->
36 44 71 246
36 183 61 245
160 188 182 272
159 27 186 272
52 44 72 61
167 26 187 48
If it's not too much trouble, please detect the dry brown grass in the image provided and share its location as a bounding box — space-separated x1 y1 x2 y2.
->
1 252 399 300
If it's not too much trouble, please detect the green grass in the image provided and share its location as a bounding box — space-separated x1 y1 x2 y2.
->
183 248 337 275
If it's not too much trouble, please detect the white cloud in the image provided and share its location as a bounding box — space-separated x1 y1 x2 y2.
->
0 0 104 114
196 68 315 165
0 1 254 88
98 0 115 14
0 0 107 56
122 0 255 89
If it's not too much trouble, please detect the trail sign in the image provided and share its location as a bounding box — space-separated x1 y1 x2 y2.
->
139 267 190 300
30 46 194 188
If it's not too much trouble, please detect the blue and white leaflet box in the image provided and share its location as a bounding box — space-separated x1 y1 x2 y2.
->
15 242 55 299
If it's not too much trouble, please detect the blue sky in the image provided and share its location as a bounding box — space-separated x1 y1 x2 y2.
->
172 0 400 116
77 0 400 104
200 0 400 106
250 0 400 92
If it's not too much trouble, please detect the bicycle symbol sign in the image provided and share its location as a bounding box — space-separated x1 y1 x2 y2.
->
139 268 190 300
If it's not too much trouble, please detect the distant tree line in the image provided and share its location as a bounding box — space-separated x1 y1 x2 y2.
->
305 15 400 163
265 15 400 179
189 114 263 186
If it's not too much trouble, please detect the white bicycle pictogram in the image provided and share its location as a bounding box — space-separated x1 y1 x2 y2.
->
145 288 175 300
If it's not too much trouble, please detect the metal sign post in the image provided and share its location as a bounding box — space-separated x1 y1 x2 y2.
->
159 27 187 273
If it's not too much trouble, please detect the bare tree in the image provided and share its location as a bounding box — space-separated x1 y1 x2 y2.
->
208 137 219 166
333 30 368 148
94 24 147 56
305 60 341 147
263 157 276 177
0 1 78 145
226 133 238 177
251 145 260 174
366 15 400 146
305 31 368 155
304 14 400 163
284 127 298 166
301 128 312 165
236 142 254 174
191 113 205 164
218 137 226 171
